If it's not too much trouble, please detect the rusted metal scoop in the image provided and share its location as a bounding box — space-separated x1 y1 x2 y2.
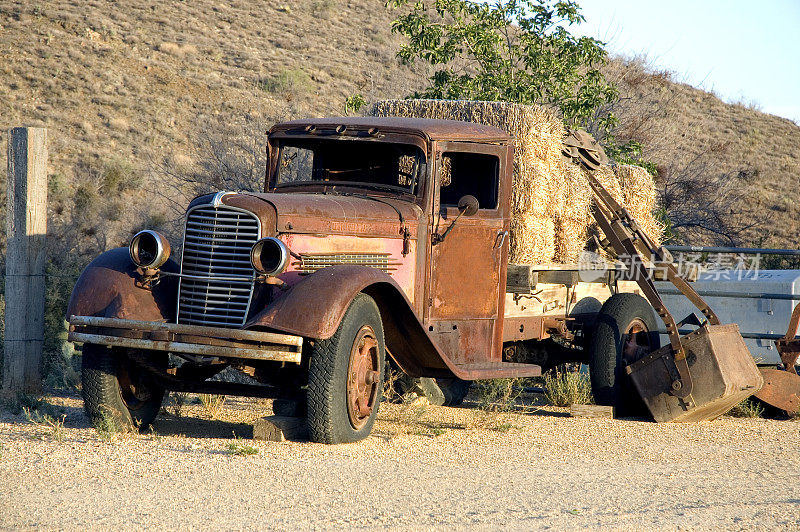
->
754 304 800 414
627 323 763 422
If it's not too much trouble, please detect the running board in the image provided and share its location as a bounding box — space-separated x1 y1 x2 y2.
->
452 362 541 380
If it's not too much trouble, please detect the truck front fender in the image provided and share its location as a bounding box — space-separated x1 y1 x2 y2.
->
246 265 453 377
66 247 179 322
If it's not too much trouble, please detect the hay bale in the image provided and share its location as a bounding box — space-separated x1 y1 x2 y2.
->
511 215 555 264
554 160 591 263
613 165 663 244
370 100 564 263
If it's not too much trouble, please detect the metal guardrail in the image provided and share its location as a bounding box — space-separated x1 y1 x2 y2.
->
666 245 800 257
655 289 800 301
657 329 792 341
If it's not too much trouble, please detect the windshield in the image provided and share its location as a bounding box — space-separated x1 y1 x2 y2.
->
275 139 424 195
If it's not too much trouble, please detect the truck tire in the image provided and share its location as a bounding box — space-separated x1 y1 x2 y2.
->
589 293 660 416
307 294 386 444
436 378 471 406
81 344 165 431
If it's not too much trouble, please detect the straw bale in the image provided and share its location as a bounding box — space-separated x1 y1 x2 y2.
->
613 165 663 244
554 160 592 263
510 214 555 264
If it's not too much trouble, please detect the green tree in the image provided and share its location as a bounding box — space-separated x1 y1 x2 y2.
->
387 0 618 134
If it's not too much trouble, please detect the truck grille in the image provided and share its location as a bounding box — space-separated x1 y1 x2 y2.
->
293 253 400 274
177 205 260 328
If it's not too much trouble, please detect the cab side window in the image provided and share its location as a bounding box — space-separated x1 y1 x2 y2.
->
439 152 499 210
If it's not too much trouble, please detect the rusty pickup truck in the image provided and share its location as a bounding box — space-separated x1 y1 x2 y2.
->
67 117 663 443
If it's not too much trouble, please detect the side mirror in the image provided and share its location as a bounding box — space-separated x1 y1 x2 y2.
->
457 195 479 216
432 195 480 246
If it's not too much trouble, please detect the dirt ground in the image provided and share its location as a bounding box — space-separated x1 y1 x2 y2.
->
0 391 798 531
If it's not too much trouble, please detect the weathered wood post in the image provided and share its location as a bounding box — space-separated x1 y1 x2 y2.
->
3 128 47 394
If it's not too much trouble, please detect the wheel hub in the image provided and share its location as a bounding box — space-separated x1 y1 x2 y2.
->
622 318 652 366
346 326 380 430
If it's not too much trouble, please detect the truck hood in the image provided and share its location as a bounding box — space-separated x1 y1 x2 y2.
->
193 191 423 238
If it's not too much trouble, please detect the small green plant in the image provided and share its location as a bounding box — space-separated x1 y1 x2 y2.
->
227 433 258 456
170 392 190 417
198 394 226 418
729 397 764 418
490 421 518 433
474 378 521 412
543 370 594 407
23 407 67 442
147 426 162 442
344 93 367 115
93 409 119 442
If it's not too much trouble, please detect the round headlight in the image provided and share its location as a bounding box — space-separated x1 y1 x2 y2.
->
251 237 290 276
129 230 171 269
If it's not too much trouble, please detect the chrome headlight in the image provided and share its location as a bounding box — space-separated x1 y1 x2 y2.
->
250 237 290 276
129 230 171 269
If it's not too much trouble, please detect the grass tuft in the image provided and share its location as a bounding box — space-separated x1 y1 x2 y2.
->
227 433 258 456
474 378 521 412
543 370 594 407
93 409 119 442
23 407 67 442
170 392 190 418
198 394 226 419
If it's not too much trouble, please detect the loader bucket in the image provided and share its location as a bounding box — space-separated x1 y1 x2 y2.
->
626 324 763 422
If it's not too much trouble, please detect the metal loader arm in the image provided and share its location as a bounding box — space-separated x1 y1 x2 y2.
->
586 171 721 364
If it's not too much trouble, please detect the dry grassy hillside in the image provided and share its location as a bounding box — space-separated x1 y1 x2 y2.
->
1 0 799 253
0 0 427 255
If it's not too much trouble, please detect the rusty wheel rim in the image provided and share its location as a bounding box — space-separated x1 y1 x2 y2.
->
622 318 652 366
346 325 380 430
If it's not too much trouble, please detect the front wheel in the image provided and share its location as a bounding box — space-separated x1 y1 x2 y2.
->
81 344 165 431
589 293 660 416
307 294 386 444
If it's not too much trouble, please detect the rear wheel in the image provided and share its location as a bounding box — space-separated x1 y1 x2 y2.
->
81 344 165 431
307 294 386 444
436 378 471 406
589 293 660 416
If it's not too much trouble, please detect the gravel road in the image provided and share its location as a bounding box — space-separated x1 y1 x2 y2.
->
1 392 798 530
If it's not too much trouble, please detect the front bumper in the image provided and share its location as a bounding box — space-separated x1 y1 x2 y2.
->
68 315 303 364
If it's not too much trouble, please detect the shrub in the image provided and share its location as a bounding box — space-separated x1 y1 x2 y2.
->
259 69 314 97
93 408 119 442
543 369 593 407
198 394 226 418
729 397 764 418
474 378 521 412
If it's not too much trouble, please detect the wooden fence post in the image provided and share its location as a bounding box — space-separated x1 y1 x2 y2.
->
3 128 47 394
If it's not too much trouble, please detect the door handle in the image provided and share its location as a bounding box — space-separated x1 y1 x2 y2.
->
495 230 509 249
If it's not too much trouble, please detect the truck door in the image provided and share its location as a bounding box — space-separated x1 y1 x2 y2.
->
425 142 510 364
